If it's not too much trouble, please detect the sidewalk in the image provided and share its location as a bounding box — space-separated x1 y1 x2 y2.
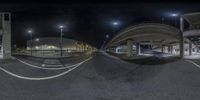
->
184 54 200 59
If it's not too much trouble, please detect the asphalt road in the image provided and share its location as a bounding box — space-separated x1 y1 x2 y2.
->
0 52 200 100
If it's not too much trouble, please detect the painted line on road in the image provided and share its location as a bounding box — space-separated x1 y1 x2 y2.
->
185 60 200 69
12 56 87 70
102 51 120 60
41 64 63 67
0 57 92 80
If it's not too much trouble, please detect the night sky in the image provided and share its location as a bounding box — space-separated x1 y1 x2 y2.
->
0 1 200 48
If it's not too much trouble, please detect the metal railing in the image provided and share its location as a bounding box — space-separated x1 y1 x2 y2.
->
14 50 91 58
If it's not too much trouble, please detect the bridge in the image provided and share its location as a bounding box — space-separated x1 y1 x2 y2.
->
105 13 200 59
105 23 184 58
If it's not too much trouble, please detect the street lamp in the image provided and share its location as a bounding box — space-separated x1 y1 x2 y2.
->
170 13 179 17
58 25 64 56
111 21 120 36
170 13 179 26
101 34 110 50
113 22 119 26
106 34 109 38
112 21 120 26
28 29 33 56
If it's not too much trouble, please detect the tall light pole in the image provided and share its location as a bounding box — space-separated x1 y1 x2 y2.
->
112 21 120 36
170 13 179 27
59 25 64 56
113 21 119 26
28 29 33 56
112 21 119 27
101 21 120 50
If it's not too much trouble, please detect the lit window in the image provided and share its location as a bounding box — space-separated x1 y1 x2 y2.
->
35 46 39 49
47 45 56 49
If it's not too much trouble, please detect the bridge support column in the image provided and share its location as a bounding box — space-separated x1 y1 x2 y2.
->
161 45 164 53
179 17 184 58
168 45 171 54
126 40 133 57
171 45 173 54
195 47 198 54
189 42 192 56
179 39 184 58
136 43 140 55
197 48 199 53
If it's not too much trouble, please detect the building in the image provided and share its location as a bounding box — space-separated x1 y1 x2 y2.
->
27 37 79 51
0 13 11 59
26 37 95 57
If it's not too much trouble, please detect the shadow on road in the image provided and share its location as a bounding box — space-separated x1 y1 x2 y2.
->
106 52 180 65
91 52 166 82
123 56 180 65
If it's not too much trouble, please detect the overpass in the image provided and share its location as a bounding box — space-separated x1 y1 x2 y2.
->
105 13 200 59
105 23 184 58
182 12 200 56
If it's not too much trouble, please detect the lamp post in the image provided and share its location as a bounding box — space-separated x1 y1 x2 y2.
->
170 13 179 27
28 29 33 56
59 25 64 56
113 21 119 26
112 21 119 35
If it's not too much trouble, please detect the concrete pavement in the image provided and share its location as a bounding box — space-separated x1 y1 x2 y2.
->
0 52 200 99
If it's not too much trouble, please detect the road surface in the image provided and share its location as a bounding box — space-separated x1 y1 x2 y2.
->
0 52 200 100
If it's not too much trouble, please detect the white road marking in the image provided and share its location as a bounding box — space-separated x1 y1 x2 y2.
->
12 56 88 70
0 57 92 80
41 64 45 67
41 64 63 67
101 51 120 60
43 59 62 65
185 60 200 69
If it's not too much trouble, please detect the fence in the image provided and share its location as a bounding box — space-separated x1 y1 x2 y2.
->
16 50 89 58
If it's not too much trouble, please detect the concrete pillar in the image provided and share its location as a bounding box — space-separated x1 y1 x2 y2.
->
161 45 164 53
126 40 133 57
168 45 171 54
136 43 140 55
180 17 184 32
171 45 173 54
195 47 197 54
162 45 166 53
2 13 11 59
179 17 184 58
189 42 192 56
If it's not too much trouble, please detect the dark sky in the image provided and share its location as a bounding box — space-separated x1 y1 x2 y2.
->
1 1 200 48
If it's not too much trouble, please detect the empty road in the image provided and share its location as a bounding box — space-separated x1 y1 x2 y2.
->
0 52 200 100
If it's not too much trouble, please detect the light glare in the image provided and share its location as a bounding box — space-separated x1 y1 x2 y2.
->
59 25 64 29
35 38 39 42
113 22 119 25
28 30 32 34
170 13 179 17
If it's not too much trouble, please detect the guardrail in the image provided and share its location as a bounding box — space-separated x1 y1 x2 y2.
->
183 29 200 37
12 50 93 58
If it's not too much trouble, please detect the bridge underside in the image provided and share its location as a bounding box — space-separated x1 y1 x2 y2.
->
105 23 191 58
